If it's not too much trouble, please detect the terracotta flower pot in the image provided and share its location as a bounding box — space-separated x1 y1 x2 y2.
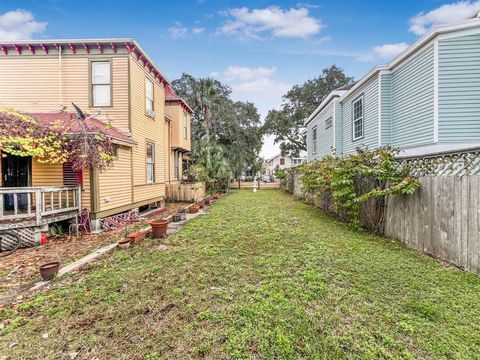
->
39 261 60 281
150 219 169 239
118 238 131 249
204 197 211 205
198 201 205 208
189 205 199 214
128 230 147 244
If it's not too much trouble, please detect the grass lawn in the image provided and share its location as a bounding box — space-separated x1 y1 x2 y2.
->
1 190 480 359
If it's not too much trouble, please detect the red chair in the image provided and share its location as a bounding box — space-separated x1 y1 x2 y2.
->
69 208 91 235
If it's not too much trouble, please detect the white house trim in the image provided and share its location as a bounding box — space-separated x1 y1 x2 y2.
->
433 38 439 143
305 90 346 126
377 75 382 146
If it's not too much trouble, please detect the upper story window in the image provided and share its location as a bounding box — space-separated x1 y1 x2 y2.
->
146 142 155 183
325 117 332 129
280 158 285 166
183 112 188 139
146 78 154 117
352 96 364 140
312 126 317 154
91 61 111 107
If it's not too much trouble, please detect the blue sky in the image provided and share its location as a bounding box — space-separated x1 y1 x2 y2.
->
1 0 479 157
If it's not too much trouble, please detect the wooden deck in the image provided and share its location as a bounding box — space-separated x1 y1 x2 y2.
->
0 186 81 231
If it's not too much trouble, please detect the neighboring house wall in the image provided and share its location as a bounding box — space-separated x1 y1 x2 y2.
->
391 45 434 147
438 33 480 142
307 102 334 161
341 75 379 155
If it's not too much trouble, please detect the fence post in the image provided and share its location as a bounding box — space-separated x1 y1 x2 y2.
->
35 189 42 226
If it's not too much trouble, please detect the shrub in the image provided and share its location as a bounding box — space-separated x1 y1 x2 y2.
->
299 147 419 231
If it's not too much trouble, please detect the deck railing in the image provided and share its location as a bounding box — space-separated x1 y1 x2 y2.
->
0 186 81 226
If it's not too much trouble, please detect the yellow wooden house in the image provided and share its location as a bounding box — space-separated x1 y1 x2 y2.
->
0 38 198 238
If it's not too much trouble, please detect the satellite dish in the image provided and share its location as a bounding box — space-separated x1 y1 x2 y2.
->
72 102 86 120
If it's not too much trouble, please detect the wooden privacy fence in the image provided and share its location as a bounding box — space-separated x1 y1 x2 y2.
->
385 176 480 274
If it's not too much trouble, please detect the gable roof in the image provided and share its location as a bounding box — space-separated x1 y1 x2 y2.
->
30 112 137 146
304 90 346 126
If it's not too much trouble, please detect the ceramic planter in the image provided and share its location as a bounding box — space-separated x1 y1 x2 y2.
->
39 261 60 281
172 213 181 222
204 197 211 205
150 219 169 239
198 201 205 208
189 205 200 214
118 238 131 249
179 209 187 221
128 230 147 244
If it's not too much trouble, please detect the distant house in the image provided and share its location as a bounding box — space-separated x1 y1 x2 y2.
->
264 154 306 177
306 11 480 161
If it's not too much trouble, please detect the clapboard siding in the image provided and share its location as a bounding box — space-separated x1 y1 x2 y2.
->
306 102 334 161
130 56 166 202
391 45 434 147
334 100 343 154
98 146 133 211
439 33 480 141
0 57 60 111
380 73 392 146
341 75 379 155
32 161 63 186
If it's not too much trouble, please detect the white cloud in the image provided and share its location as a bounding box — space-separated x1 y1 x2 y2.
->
0 9 46 40
409 1 480 35
192 27 205 34
373 42 409 59
168 24 188 38
232 77 290 95
218 6 324 40
209 71 220 78
224 66 277 81
357 42 409 62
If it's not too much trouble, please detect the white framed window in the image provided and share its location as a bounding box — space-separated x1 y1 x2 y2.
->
325 117 332 129
312 126 317 154
352 96 364 140
146 142 155 183
91 61 111 106
146 78 154 116
183 112 188 139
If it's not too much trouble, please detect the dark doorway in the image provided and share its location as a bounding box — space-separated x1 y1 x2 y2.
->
1 154 32 212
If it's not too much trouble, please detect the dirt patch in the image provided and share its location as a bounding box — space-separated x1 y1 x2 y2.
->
0 202 190 305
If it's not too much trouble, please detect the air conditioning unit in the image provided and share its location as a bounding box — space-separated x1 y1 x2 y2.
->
147 109 155 117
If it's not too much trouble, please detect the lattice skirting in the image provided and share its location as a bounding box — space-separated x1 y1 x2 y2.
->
0 227 37 251
399 150 480 177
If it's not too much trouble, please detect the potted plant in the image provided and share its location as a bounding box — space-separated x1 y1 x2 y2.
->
118 238 131 249
172 213 181 222
189 204 200 214
204 196 211 205
127 230 147 244
197 200 205 208
150 219 169 239
213 193 220 200
39 261 61 281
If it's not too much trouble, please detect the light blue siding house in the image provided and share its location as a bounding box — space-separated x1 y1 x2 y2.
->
306 11 480 161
